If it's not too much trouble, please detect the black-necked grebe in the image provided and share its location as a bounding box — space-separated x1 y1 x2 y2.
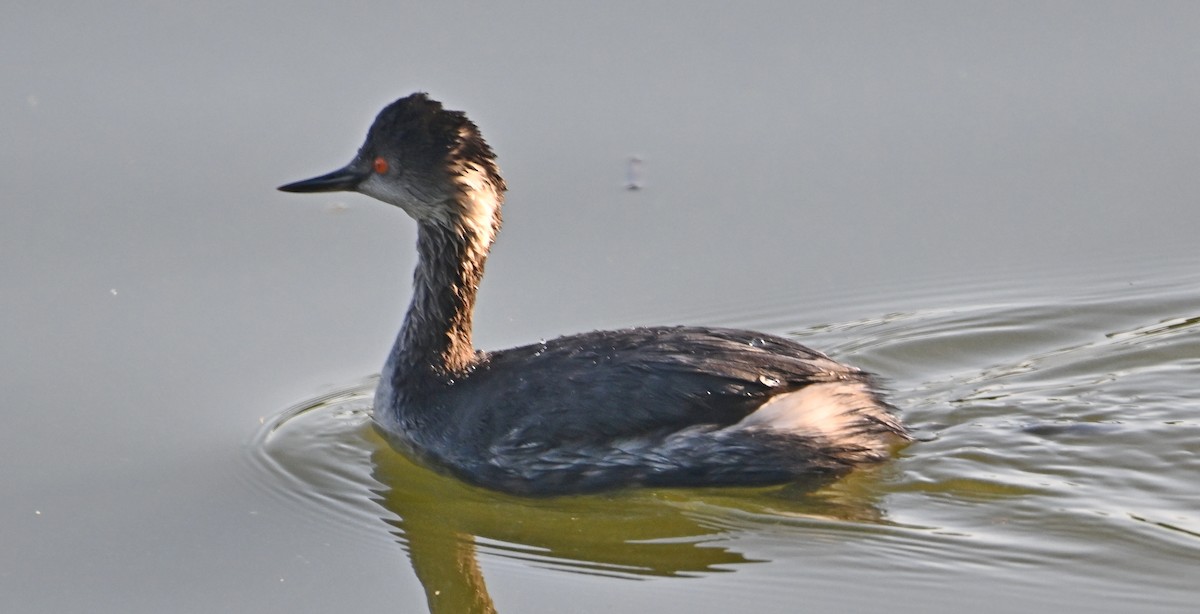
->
279 93 909 495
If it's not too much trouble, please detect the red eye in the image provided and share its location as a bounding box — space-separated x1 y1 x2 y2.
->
373 157 389 174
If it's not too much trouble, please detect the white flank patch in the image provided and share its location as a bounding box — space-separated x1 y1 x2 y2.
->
736 381 882 445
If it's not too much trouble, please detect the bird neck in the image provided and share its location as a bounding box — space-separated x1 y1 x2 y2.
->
383 176 502 403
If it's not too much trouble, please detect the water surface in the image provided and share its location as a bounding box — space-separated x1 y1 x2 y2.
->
4 2 1199 612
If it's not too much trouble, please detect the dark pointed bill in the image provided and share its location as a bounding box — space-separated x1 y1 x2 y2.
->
278 163 368 193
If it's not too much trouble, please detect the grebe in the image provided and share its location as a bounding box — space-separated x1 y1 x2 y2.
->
279 93 909 496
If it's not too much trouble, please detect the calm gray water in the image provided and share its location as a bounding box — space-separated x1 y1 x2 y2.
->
5 2 1198 612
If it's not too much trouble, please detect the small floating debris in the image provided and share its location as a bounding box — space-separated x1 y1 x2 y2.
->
625 155 644 190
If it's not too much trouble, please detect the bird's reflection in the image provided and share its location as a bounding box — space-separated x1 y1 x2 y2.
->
363 426 893 614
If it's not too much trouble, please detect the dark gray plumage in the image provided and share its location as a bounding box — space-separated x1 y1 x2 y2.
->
279 93 909 496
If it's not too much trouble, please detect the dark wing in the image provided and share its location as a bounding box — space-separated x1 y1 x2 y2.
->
443 326 871 447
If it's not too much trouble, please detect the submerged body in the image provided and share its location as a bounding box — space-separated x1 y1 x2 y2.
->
280 93 909 496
